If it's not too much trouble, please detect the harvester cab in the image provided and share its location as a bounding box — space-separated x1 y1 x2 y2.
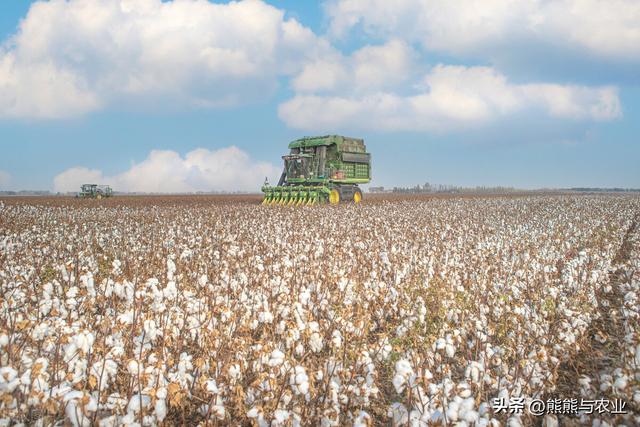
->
262 135 371 205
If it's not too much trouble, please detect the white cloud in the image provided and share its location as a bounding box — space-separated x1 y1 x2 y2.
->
53 146 279 193
279 65 621 131
324 0 640 59
0 0 330 118
292 39 417 93
0 170 11 190
53 167 104 193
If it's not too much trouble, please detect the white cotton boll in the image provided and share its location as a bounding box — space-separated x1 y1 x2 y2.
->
460 397 475 412
465 362 482 383
290 366 309 395
31 323 49 341
166 258 176 281
393 359 414 394
119 414 135 426
247 406 262 418
388 402 408 426
127 360 139 375
143 319 160 341
443 380 455 395
380 252 391 266
0 335 8 347
179 249 192 260
33 357 49 374
269 350 285 367
65 401 91 427
273 409 290 425
299 288 311 306
117 310 134 325
0 367 20 393
578 376 591 388
211 404 226 420
67 286 79 298
331 330 342 348
295 343 305 356
20 369 32 386
110 346 125 358
98 415 117 426
285 327 301 349
85 397 98 413
542 414 558 427
198 274 208 287
74 332 94 354
163 281 177 300
258 311 274 323
459 399 479 423
206 380 219 394
458 387 472 398
308 321 320 333
353 410 371 427
435 338 446 350
445 343 456 358
478 403 490 417
613 376 627 391
446 400 460 421
395 359 413 376
155 398 167 422
392 374 406 394
127 393 151 414
228 364 241 381
63 390 85 402
507 416 523 427
147 353 158 365
43 282 54 297
309 332 324 353
378 340 392 361
177 352 193 376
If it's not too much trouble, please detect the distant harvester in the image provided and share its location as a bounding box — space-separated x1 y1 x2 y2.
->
77 184 113 199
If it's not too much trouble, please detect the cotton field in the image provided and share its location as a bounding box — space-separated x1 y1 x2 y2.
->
0 194 639 426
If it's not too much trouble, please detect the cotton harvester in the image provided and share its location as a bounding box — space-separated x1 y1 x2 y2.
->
77 184 113 199
262 135 371 205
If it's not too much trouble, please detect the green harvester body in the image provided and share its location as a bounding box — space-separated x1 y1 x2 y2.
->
262 135 371 205
77 184 113 199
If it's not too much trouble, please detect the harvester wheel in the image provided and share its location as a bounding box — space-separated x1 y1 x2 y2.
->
353 190 362 204
329 189 340 204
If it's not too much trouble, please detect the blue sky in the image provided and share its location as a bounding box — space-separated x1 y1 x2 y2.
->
0 0 638 192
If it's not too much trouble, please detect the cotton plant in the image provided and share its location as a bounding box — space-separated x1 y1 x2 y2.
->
0 195 638 425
